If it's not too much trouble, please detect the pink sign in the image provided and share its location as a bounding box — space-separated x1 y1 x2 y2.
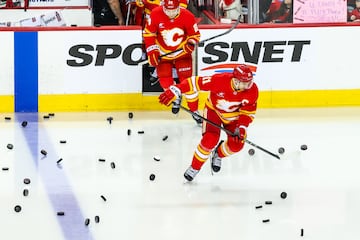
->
293 0 347 23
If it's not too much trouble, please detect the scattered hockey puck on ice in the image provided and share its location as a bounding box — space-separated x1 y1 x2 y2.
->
137 130 144 134
59 140 67 144
300 144 308 150
128 112 133 119
7 144 13 150
301 228 304 236
85 218 90 226
265 201 272 205
110 162 116 169
280 192 287 199
48 113 55 117
23 189 29 196
262 219 270 223
57 211 65 216
149 174 155 181
255 205 263 209
248 148 255 156
100 195 107 201
23 178 31 184
14 205 22 213
2 167 9 171
153 156 160 161
57 158 63 164
43 115 50 119
94 215 100 223
106 116 113 124
162 135 168 141
278 147 285 154
98 158 106 162
127 129 131 135
21 121 28 127
4 116 11 120
41 149 47 156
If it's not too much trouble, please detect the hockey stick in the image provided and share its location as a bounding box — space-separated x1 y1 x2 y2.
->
179 105 280 160
138 13 243 65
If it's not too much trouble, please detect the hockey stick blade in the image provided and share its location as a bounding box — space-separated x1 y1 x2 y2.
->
137 14 242 65
179 105 280 160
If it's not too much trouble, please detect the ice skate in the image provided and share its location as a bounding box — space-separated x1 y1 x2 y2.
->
211 140 224 173
192 110 203 124
172 96 181 114
184 166 199 181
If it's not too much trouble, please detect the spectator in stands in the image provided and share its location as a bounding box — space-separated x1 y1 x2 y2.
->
93 0 125 25
350 0 360 22
219 0 244 22
265 0 292 23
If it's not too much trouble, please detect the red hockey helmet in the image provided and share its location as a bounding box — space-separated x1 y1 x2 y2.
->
163 0 180 19
232 64 253 90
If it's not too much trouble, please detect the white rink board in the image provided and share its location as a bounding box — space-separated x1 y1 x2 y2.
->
38 30 143 94
198 26 360 91
0 32 14 95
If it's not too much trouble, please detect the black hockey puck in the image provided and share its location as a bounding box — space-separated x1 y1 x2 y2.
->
262 219 270 223
300 144 308 150
21 121 28 127
7 143 13 150
2 167 9 171
57 158 63 164
43 115 50 119
41 149 47 156
100 195 107 201
137 130 144 134
110 162 115 169
149 174 155 181
23 178 31 184
106 116 113 124
4 116 11 120
301 228 304 236
59 140 67 144
95 215 100 223
14 205 22 212
128 112 133 119
48 113 55 117
127 129 131 135
98 158 106 162
280 191 287 199
57 211 65 216
255 205 263 209
162 135 168 141
248 148 255 156
85 218 90 226
265 201 272 205
23 189 29 196
278 147 285 154
153 156 160 161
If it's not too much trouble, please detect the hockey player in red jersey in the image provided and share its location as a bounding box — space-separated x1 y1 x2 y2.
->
143 0 202 124
159 64 259 181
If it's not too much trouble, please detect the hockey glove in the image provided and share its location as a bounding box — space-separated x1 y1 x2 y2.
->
159 85 182 107
146 45 160 67
183 38 197 54
232 125 247 144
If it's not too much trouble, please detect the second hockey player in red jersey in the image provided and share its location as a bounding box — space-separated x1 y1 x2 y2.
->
159 64 259 181
143 0 202 124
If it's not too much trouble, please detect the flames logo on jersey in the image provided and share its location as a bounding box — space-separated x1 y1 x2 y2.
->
160 28 184 47
216 99 249 112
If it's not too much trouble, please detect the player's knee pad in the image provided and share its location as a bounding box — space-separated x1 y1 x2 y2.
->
227 139 244 153
200 132 220 150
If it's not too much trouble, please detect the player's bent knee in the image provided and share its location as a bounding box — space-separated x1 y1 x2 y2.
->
200 132 220 150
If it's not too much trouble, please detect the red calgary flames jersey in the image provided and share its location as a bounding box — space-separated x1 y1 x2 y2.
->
143 6 200 60
177 72 258 126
